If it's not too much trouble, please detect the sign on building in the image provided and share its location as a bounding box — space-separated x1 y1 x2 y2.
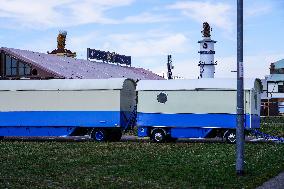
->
87 48 131 66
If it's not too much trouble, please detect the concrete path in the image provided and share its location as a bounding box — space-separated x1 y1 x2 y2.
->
256 172 284 189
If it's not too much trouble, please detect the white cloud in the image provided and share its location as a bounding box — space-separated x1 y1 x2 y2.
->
121 12 173 24
44 30 192 73
106 31 190 57
0 0 174 29
215 53 284 79
167 1 233 32
0 0 135 29
171 58 200 79
69 32 98 49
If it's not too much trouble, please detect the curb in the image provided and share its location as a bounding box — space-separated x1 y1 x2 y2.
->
256 172 284 189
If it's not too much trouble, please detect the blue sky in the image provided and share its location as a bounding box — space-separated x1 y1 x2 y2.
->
0 0 283 79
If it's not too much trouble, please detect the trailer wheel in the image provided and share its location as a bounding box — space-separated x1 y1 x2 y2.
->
224 130 236 144
91 129 107 142
151 129 166 143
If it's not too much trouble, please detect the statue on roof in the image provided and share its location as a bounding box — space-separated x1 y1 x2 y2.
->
48 30 76 58
202 22 211 38
57 31 67 50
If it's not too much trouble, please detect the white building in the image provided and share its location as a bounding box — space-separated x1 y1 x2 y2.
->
261 59 284 115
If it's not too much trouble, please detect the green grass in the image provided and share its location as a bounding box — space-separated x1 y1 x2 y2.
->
261 116 284 124
0 118 283 188
260 117 284 137
0 141 283 189
260 123 284 137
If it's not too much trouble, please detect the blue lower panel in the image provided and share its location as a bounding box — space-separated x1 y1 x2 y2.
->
0 127 75 137
250 114 260 129
0 111 120 127
137 126 213 138
171 128 212 138
138 127 149 137
138 113 260 129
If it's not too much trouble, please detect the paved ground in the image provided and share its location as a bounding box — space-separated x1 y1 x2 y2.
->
122 135 281 143
1 134 280 143
256 172 284 189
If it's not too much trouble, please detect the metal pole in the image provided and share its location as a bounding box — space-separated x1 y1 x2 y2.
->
87 48 90 60
167 55 173 79
236 0 244 175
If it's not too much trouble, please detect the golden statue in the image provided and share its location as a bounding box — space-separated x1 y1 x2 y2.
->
48 31 76 58
57 31 67 50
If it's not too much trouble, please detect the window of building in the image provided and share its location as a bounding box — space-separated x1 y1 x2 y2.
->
0 52 3 76
5 55 12 76
278 85 284 93
19 62 25 75
11 58 17 76
31 68 38 75
4 54 32 77
18 61 31 76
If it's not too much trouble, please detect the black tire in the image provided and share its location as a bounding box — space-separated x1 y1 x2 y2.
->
224 130 236 144
151 129 166 143
91 129 107 142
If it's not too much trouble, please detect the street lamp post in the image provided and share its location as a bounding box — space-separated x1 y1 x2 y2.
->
236 0 245 175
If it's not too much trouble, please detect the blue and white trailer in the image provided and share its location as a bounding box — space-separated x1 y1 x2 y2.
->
136 78 262 143
0 78 136 141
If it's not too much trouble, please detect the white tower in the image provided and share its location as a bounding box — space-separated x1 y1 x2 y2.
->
198 22 217 79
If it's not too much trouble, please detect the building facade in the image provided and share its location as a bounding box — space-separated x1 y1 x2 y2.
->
261 59 284 116
0 47 163 81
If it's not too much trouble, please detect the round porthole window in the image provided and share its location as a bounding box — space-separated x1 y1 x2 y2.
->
31 68 38 76
157 92 167 103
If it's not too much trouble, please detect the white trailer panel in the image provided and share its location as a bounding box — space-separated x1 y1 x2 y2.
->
136 78 262 130
0 78 136 138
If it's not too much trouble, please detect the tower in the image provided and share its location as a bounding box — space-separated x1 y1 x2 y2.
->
198 22 217 78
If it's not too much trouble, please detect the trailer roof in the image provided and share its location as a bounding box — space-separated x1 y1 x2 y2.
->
0 78 134 91
137 78 260 91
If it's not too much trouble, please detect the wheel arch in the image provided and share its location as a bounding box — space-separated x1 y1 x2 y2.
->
150 127 168 136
